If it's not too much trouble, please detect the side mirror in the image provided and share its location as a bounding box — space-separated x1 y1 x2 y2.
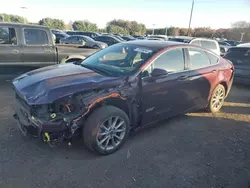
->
151 68 168 77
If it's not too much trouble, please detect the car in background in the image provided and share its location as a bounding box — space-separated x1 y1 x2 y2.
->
54 32 69 43
224 46 250 84
148 35 168 41
121 35 136 41
94 35 122 46
113 35 125 41
136 36 148 40
60 35 107 49
12 40 234 155
169 36 220 55
218 41 231 55
147 38 165 41
51 29 64 34
223 40 240 46
237 43 250 47
65 31 101 39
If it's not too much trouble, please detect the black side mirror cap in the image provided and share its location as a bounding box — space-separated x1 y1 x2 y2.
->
151 68 168 77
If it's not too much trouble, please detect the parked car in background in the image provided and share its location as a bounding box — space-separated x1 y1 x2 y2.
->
94 35 122 46
60 35 107 49
54 32 69 43
147 38 165 41
237 43 250 47
121 35 136 41
74 32 101 39
137 36 148 40
12 40 234 155
0 23 96 67
218 41 231 54
66 31 77 36
223 40 240 46
51 29 64 34
169 37 220 55
148 35 168 41
224 46 250 84
114 35 126 41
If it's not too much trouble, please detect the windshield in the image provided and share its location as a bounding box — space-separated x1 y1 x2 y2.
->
81 43 156 77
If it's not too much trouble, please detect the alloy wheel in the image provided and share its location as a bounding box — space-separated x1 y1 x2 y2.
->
96 116 126 151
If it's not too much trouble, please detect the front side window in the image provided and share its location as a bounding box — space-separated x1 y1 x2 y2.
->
81 44 156 76
0 27 17 45
188 48 211 69
24 29 49 45
153 48 185 73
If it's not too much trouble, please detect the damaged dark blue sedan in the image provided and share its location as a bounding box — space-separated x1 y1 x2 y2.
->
13 40 234 155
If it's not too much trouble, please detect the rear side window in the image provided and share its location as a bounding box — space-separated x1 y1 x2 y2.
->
190 40 201 46
24 29 49 45
188 48 211 69
0 27 17 45
200 40 217 50
207 53 219 65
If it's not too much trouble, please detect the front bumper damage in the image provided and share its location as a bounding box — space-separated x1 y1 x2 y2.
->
13 95 82 146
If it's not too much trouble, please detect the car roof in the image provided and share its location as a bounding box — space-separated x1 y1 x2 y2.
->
123 40 187 50
0 22 48 29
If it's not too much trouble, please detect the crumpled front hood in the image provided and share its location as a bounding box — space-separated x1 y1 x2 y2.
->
13 63 124 105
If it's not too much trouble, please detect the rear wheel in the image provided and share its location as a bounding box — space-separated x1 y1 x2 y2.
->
207 84 225 113
83 105 130 155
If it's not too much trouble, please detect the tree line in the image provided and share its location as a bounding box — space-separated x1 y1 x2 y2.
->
0 13 249 41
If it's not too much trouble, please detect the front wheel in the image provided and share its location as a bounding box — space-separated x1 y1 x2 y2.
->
83 106 130 155
207 84 225 113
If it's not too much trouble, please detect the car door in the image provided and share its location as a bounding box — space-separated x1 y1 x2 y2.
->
185 47 219 109
141 48 191 125
22 28 56 66
0 26 23 66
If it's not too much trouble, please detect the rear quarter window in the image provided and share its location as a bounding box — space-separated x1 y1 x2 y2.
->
207 52 219 65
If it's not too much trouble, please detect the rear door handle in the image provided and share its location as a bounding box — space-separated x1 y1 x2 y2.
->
12 49 19 54
212 70 217 73
178 75 188 81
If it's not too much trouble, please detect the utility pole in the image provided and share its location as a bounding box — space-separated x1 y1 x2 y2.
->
165 26 168 36
187 0 195 36
152 24 155 35
240 33 245 42
20 6 27 23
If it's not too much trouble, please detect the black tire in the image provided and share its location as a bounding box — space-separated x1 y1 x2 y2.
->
207 84 225 113
83 105 130 155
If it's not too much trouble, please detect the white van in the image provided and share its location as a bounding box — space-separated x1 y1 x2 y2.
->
169 37 220 55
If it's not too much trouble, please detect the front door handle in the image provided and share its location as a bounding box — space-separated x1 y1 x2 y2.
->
12 49 19 54
178 75 188 81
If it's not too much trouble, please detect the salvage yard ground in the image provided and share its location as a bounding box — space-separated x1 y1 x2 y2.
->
0 76 250 188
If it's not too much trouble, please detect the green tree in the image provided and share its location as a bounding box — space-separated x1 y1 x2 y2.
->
72 20 98 31
39 18 65 30
0 13 27 23
106 25 128 34
107 19 146 35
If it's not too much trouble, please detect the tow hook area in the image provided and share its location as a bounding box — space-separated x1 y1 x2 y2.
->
42 132 64 148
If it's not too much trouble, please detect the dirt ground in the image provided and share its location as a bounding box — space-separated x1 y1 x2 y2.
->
0 77 250 188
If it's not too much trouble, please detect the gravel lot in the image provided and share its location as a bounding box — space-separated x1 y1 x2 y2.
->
0 75 250 188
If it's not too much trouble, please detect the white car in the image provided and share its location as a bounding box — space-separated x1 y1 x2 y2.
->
169 36 220 55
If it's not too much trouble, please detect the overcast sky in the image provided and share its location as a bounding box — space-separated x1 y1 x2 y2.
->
1 0 250 29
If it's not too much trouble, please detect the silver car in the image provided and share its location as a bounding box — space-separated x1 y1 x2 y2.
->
60 35 107 49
